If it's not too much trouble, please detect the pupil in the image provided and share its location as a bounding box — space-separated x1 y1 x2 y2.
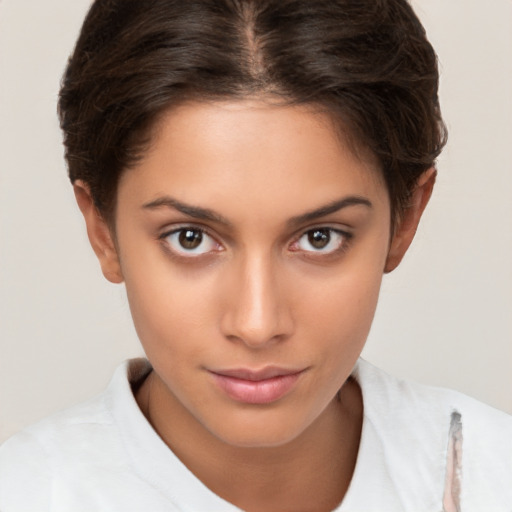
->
308 229 330 249
179 229 202 249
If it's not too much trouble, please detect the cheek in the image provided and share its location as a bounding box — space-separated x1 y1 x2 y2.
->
126 272 217 347
119 240 222 355
298 260 384 363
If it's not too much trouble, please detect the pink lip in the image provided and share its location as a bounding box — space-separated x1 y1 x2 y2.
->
209 367 306 404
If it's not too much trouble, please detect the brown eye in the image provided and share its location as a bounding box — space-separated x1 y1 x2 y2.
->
308 229 330 249
294 228 348 254
179 229 203 249
163 227 219 256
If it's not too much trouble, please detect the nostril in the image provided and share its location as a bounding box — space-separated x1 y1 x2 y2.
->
225 324 284 348
221 304 293 348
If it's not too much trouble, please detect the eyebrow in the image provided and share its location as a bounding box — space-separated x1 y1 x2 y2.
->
287 196 372 228
143 196 233 227
142 195 372 227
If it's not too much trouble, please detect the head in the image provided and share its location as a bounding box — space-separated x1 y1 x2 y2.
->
60 0 446 447
60 0 446 226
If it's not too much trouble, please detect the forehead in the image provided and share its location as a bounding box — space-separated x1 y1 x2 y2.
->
118 99 389 222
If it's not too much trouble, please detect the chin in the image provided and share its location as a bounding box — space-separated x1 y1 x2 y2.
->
205 410 313 449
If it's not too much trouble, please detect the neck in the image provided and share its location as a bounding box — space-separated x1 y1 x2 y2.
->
136 372 362 512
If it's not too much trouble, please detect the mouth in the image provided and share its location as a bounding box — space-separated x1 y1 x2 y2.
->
208 367 307 404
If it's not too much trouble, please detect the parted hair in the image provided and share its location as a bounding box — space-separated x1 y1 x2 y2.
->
58 0 447 223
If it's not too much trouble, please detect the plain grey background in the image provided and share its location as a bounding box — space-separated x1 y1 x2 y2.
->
1 0 511 443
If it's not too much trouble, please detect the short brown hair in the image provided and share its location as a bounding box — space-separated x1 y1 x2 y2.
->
58 0 447 223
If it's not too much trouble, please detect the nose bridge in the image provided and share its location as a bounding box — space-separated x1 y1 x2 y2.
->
222 249 292 347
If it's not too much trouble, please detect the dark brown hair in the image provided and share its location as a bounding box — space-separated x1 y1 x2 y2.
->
58 0 447 223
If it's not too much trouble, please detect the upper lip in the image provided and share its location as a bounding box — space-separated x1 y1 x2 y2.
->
209 366 307 381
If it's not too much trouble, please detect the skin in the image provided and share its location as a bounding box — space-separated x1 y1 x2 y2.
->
75 99 434 511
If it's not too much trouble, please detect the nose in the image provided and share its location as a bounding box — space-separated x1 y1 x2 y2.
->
220 253 294 348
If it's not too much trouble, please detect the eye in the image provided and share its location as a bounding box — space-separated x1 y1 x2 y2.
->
162 227 221 256
293 228 349 254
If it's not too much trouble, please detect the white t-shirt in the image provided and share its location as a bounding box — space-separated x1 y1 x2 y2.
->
1 359 511 511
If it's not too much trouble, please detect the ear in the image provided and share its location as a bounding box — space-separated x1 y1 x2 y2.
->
73 181 124 284
384 167 436 273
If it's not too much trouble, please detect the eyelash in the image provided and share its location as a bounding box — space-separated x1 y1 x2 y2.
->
158 226 222 258
158 225 353 259
289 227 353 257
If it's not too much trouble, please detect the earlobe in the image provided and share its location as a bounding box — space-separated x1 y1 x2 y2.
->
73 181 124 284
384 167 436 273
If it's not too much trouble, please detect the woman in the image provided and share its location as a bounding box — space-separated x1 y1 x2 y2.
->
1 1 511 510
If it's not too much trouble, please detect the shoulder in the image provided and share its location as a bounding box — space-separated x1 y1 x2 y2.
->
355 358 510 411
354 358 512 435
0 428 53 510
0 360 145 511
352 359 512 509
0 389 115 506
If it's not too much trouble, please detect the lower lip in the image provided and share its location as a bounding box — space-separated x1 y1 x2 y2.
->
210 372 303 404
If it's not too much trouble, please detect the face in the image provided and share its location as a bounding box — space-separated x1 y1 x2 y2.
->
97 100 395 447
